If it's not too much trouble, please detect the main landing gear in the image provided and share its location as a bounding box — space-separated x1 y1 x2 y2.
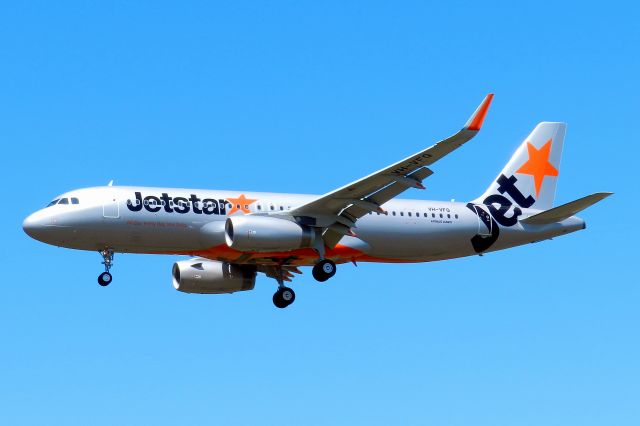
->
271 259 336 308
273 286 296 309
312 259 336 282
98 249 114 287
310 239 337 283
272 268 296 309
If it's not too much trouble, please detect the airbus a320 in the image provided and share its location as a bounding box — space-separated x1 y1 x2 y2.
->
23 94 611 308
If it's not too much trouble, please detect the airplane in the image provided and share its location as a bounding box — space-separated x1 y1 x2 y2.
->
22 94 612 308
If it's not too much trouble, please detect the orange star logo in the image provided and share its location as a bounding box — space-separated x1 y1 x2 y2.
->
515 139 559 197
226 194 257 215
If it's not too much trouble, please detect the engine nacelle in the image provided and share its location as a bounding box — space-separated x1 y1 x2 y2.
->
172 259 256 294
225 215 316 252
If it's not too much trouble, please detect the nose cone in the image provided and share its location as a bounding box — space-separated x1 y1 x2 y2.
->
23 208 79 246
23 211 47 241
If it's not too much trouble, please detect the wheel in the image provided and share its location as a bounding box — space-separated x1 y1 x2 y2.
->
98 272 112 287
273 287 295 308
312 259 336 282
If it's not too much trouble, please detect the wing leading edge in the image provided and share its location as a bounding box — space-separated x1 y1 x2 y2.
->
288 94 494 247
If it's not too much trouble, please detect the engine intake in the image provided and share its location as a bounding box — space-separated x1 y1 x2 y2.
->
225 215 316 252
172 259 256 294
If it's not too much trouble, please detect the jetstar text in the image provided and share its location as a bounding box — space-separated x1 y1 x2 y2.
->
126 192 229 215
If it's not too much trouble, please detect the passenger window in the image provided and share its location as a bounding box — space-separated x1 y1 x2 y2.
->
58 198 69 205
257 205 262 211
432 213 435 218
400 212 404 216
408 212 411 217
447 214 451 219
279 206 284 211
439 213 443 218
455 214 459 219
392 211 396 216
423 213 427 217
71 197 79 204
270 205 274 211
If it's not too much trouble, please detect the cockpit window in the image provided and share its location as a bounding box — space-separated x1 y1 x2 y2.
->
71 197 79 204
46 199 60 207
58 198 69 205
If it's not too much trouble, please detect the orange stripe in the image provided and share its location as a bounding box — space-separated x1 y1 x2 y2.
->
157 244 419 266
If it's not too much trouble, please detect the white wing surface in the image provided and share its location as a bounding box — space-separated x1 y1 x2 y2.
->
288 94 494 247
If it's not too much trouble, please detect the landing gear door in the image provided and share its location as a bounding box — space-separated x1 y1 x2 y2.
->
473 204 492 237
103 192 120 219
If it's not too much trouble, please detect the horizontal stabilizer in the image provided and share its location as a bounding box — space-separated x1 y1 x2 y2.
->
521 192 613 225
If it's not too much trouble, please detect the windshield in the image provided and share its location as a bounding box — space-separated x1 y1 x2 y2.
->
45 197 80 208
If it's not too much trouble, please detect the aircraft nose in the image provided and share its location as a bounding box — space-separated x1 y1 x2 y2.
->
23 209 78 245
23 212 45 240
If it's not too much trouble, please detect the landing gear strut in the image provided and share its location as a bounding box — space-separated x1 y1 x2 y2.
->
312 259 336 282
311 238 337 282
272 267 295 309
98 249 114 287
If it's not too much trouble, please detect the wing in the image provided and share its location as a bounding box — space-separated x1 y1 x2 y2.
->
288 94 494 247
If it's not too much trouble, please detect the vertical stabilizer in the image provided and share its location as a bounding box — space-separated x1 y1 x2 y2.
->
476 122 566 210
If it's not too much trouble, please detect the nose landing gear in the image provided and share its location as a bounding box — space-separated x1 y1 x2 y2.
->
98 271 112 286
98 249 114 286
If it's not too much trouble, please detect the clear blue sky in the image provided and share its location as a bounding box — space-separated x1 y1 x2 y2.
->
1 2 638 425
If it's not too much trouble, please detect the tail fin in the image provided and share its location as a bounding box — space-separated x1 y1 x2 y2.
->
476 122 566 210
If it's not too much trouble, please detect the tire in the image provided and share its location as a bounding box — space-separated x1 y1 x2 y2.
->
273 287 295 308
98 272 112 287
312 259 336 282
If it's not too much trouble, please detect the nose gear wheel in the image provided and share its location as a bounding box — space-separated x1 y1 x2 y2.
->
97 249 115 286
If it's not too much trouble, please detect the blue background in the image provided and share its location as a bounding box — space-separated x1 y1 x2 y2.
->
1 2 638 424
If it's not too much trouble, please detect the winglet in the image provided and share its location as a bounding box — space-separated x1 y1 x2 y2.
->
464 93 494 131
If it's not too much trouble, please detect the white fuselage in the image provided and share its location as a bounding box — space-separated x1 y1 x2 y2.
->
23 186 586 266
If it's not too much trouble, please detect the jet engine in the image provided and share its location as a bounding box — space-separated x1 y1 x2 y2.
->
224 215 316 252
172 259 256 294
